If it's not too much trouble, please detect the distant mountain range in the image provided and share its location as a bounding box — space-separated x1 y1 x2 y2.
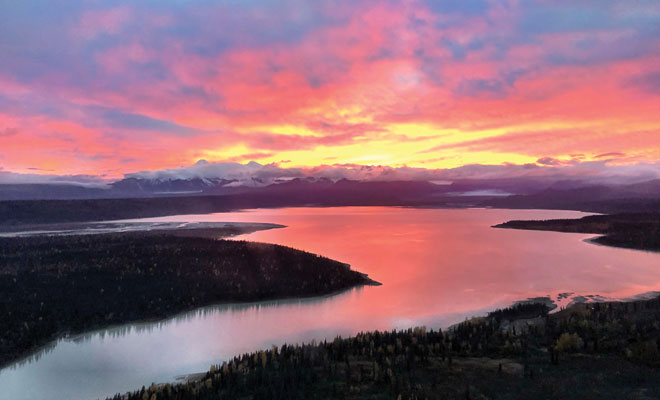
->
0 174 638 201
485 179 660 213
1 175 660 225
2 175 660 206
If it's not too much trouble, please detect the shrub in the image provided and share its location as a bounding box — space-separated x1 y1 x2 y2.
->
555 333 583 353
629 340 659 363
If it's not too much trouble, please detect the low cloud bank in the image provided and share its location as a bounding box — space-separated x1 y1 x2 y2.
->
123 159 660 187
2 160 659 188
0 168 109 186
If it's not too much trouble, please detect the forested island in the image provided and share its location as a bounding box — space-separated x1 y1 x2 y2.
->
0 232 378 366
494 213 660 251
113 296 660 400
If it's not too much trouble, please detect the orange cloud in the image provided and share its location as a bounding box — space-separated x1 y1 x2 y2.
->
1 0 659 177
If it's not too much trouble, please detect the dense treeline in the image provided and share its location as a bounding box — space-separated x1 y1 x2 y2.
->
0 196 235 226
494 213 660 251
115 297 660 399
0 233 374 366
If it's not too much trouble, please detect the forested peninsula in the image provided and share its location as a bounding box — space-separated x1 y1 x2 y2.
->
0 232 377 366
494 213 660 252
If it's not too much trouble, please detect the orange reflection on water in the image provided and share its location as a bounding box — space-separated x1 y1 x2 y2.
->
4 207 660 400
145 207 660 323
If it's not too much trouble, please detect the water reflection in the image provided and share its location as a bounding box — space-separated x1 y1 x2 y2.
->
2 207 660 400
68 288 362 346
4 342 58 371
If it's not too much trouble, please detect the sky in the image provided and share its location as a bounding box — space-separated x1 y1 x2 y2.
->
1 0 659 180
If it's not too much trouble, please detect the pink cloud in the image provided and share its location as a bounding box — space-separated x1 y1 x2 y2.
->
1 1 659 177
72 6 132 40
95 43 153 74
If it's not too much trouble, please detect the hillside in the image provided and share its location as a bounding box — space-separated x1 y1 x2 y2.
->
485 180 660 213
112 297 660 400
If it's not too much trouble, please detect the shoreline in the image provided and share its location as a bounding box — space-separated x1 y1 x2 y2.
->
3 207 659 399
0 232 378 369
5 280 640 376
0 199 595 227
0 221 286 237
111 292 660 399
492 212 660 253
1 279 381 372
583 236 660 254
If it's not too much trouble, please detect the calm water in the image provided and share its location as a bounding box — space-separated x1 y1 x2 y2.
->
2 207 660 400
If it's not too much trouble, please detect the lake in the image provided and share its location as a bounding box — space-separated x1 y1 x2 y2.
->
2 207 660 400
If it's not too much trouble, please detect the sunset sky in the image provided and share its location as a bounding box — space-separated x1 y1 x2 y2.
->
1 0 660 179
